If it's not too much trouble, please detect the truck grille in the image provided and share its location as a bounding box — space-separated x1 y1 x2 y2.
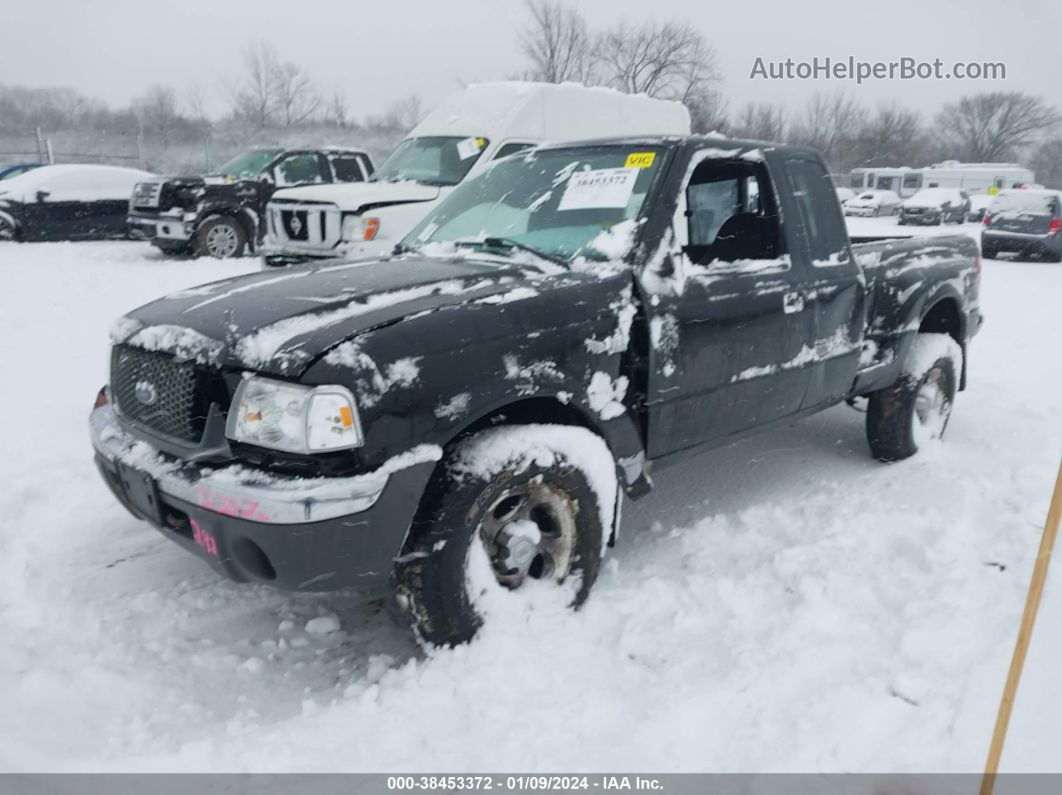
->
111 345 203 445
268 202 342 248
131 181 163 209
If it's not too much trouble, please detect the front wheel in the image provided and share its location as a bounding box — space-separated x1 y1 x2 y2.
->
393 424 616 646
865 333 962 462
195 217 246 259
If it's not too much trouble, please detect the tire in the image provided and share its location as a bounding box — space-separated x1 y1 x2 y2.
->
393 424 615 646
872 207 880 217
982 246 996 260
0 216 16 241
865 333 962 462
194 216 246 259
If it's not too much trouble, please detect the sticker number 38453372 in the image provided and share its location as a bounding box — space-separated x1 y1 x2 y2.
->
557 167 637 211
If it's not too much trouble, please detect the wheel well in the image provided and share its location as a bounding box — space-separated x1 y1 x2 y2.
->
918 298 962 346
445 397 599 451
918 297 967 389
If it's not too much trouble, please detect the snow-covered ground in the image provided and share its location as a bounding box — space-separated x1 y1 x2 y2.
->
1 223 1059 773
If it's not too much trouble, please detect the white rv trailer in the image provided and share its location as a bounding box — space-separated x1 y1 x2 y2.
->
848 167 922 197
849 162 1035 198
918 161 1035 194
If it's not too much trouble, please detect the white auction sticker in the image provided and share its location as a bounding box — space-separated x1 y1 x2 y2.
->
456 137 482 160
558 167 637 210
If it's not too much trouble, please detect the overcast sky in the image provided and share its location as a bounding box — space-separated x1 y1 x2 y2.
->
3 0 1059 120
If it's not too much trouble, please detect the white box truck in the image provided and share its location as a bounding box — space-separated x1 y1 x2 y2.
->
261 82 690 265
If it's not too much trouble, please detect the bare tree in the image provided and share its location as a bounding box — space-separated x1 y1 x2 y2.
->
595 21 720 108
272 59 320 127
133 84 181 149
850 103 929 167
731 102 788 142
790 91 868 168
935 92 1060 161
388 94 424 131
228 41 278 129
1030 138 1062 188
520 0 596 83
326 86 350 128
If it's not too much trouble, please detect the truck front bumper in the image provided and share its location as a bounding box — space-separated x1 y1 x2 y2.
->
89 404 440 591
259 237 386 267
127 212 194 242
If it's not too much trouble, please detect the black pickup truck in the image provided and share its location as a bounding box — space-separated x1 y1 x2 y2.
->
92 136 981 644
127 147 374 258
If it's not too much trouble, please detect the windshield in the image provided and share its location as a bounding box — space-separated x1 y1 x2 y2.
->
373 136 488 186
990 192 1059 215
403 145 665 264
213 149 282 179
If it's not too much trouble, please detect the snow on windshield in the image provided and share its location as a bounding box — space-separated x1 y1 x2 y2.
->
403 146 663 264
373 136 488 187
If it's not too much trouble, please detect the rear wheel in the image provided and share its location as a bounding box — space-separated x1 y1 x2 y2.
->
393 424 615 646
195 217 246 259
865 333 962 462
0 217 16 241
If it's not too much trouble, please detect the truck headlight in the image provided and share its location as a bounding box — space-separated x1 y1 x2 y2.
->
226 376 363 453
341 215 380 242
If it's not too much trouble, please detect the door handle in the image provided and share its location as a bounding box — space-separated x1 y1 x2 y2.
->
783 291 805 314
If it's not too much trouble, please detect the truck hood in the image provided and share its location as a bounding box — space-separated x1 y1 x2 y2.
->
115 257 532 377
270 181 441 212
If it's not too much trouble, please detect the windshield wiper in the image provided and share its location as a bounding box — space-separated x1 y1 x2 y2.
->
454 237 567 268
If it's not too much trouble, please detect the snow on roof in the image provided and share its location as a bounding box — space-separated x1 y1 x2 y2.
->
410 82 690 142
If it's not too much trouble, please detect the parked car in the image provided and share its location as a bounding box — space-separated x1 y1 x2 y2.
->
260 82 691 266
0 163 41 181
967 194 994 223
127 147 374 259
898 188 970 225
843 189 903 217
92 136 981 645
835 186 856 204
981 189 1062 262
0 164 155 242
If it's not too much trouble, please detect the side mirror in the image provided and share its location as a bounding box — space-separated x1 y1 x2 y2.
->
36 190 50 202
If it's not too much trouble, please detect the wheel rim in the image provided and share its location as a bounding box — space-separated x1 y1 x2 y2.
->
205 224 239 258
914 366 951 441
476 480 576 589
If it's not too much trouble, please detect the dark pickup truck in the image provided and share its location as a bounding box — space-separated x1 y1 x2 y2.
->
127 147 374 258
91 136 981 645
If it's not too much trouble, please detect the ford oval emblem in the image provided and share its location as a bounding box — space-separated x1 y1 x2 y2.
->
134 380 158 406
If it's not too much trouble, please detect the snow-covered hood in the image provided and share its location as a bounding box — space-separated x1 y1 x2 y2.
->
271 181 441 212
113 257 532 377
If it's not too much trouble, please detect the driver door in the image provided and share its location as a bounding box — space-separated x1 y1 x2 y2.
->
643 151 814 457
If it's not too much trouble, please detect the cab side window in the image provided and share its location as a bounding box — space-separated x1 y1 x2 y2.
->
681 159 781 265
785 157 850 263
275 153 327 186
330 155 367 183
493 142 536 160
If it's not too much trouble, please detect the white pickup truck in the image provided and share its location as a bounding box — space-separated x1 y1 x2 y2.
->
260 82 690 266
